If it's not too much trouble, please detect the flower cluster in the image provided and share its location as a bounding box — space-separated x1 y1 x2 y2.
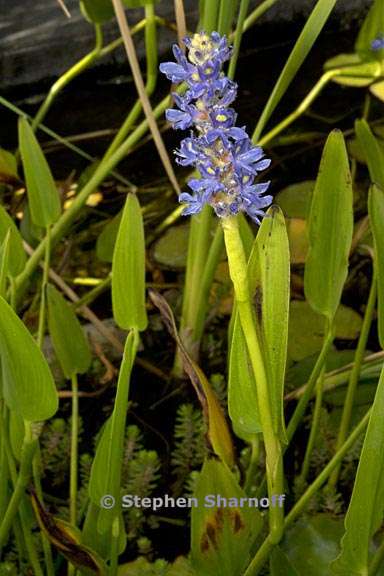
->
371 34 384 51
160 32 272 223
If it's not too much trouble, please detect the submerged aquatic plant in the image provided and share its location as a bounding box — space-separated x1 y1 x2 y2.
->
160 31 272 223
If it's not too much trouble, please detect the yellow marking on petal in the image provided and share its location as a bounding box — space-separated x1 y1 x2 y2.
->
207 167 215 175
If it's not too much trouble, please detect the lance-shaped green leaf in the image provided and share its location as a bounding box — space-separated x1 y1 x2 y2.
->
368 185 384 349
0 296 58 421
112 194 147 331
47 284 92 379
96 211 122 263
0 205 26 277
355 119 384 188
331 364 384 575
355 0 384 62
304 130 353 321
18 117 61 228
89 331 138 534
149 289 234 468
80 0 154 23
229 206 290 443
191 458 263 576
0 230 11 297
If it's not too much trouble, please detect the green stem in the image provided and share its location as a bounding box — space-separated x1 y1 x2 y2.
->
68 373 79 576
242 0 279 32
37 226 51 349
33 448 55 576
244 408 371 575
192 224 224 344
286 327 334 443
32 25 103 131
0 421 37 550
244 436 260 495
0 408 42 573
227 0 250 80
103 4 157 160
222 215 284 544
70 373 79 528
298 366 326 485
328 268 377 489
203 0 220 32
256 70 338 146
109 516 120 576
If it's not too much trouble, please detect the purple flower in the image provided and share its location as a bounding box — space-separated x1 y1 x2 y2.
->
371 34 384 51
160 31 272 223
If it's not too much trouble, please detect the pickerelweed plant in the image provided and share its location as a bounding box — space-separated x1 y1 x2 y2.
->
160 31 285 543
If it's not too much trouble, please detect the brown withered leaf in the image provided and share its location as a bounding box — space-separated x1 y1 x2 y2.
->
30 490 107 575
149 289 234 468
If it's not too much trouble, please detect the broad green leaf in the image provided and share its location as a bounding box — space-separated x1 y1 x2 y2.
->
324 56 382 87
228 315 261 438
0 296 58 421
191 458 262 576
370 80 384 102
285 218 309 264
89 331 138 534
80 0 115 23
47 284 92 379
275 181 314 218
112 194 147 331
355 119 384 188
96 211 122 263
331 365 384 575
281 514 344 576
18 117 61 228
0 148 19 185
80 0 154 23
368 185 384 348
355 0 384 62
229 206 290 443
252 0 338 141
270 546 299 576
0 204 26 276
304 130 353 321
153 224 190 269
150 290 234 467
288 301 362 362
9 410 25 461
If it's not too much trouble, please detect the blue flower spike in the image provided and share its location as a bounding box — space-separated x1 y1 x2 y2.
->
160 31 272 224
371 33 384 51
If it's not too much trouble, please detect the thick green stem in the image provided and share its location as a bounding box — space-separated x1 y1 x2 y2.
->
222 215 284 544
32 25 103 130
244 408 371 575
328 268 377 489
33 448 55 576
192 224 224 344
0 422 37 550
227 0 250 80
